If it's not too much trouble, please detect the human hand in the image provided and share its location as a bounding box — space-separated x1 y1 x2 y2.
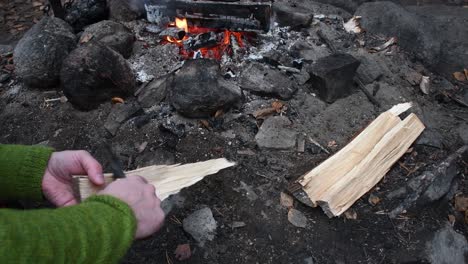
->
42 150 104 207
98 176 165 239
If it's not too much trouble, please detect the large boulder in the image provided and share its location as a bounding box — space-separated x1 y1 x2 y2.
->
64 0 108 32
61 41 135 110
108 0 145 22
80 20 134 58
169 59 242 118
14 17 76 88
356 2 444 74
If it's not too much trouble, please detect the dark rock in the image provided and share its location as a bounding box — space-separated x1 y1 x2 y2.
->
354 54 386 85
389 146 468 218
458 124 468 144
307 53 360 103
13 17 76 88
240 62 298 100
427 225 468 264
0 73 10 83
273 2 313 29
169 59 242 118
356 2 442 74
80 20 134 58
255 116 297 150
407 5 468 77
136 75 173 108
108 0 145 22
61 41 136 110
290 41 331 63
416 129 444 149
64 0 108 32
104 102 142 136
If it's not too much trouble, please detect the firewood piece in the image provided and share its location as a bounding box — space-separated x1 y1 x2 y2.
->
297 103 425 217
73 158 236 201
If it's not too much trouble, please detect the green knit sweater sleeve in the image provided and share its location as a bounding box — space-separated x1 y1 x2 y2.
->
0 195 136 264
0 144 53 201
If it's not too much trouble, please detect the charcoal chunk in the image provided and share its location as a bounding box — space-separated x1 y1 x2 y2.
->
308 53 360 103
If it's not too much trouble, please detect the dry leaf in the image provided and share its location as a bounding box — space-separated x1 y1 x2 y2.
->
327 140 337 148
448 214 456 226
272 100 285 112
454 196 468 211
214 109 224 118
174 244 191 261
369 37 397 53
199 119 211 130
368 194 381 206
343 16 362 34
253 107 276 119
111 97 124 104
464 69 468 79
453 71 466 81
80 33 93 44
344 209 357 220
280 192 294 208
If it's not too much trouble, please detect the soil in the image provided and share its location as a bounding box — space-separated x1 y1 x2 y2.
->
1 1 467 264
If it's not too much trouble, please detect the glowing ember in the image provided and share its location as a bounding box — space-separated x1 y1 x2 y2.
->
162 17 251 60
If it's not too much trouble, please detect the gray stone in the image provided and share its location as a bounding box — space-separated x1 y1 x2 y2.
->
183 207 217 246
136 75 173 108
354 53 386 85
240 62 298 100
427 225 468 264
304 257 315 264
290 41 331 63
458 124 468 144
61 41 136 110
169 59 242 118
287 208 307 228
273 2 313 29
108 0 145 22
255 116 297 150
14 17 76 88
64 0 108 32
307 53 360 103
231 221 246 229
104 102 142 136
81 20 135 58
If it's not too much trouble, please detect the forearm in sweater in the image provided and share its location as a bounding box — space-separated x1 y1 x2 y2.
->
0 144 53 201
0 195 136 264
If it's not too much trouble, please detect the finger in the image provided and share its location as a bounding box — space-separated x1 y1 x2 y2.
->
76 151 104 185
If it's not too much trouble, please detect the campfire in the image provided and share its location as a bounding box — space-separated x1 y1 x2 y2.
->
161 17 251 60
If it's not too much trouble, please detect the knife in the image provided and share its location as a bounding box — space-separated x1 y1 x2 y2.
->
105 145 126 179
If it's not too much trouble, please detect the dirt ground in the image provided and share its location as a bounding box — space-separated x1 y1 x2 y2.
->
1 1 468 264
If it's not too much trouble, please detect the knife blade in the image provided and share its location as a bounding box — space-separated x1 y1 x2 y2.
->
105 145 126 179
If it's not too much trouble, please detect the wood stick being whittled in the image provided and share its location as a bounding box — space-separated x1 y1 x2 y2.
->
73 158 236 202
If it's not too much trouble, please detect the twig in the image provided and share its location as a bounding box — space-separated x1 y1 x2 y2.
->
307 136 330 154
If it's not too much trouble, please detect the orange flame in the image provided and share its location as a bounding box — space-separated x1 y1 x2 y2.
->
175 17 189 33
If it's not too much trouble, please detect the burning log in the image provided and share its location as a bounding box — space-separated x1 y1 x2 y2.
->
159 27 186 41
183 32 222 51
146 0 271 32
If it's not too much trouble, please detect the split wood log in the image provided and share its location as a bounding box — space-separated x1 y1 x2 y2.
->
296 103 425 217
73 158 236 202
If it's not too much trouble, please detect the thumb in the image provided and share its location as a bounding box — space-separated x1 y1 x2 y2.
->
75 151 105 185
